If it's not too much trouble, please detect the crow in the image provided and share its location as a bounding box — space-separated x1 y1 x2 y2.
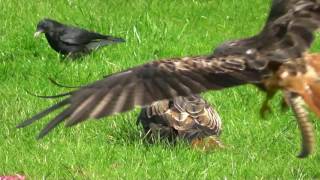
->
34 18 125 58
18 0 320 158
137 95 223 149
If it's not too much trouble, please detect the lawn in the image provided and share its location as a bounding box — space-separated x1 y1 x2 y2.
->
1 0 320 179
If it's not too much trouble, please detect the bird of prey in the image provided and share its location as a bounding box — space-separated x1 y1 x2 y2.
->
18 0 320 158
34 18 125 58
137 95 223 149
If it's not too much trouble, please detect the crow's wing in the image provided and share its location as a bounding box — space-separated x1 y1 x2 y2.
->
58 26 113 45
17 55 261 139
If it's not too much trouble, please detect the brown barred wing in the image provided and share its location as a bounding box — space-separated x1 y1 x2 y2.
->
137 95 222 143
137 99 177 142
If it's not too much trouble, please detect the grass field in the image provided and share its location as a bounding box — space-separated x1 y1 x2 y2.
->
1 0 320 179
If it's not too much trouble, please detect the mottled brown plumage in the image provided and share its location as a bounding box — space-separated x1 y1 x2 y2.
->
17 0 320 157
137 95 222 148
264 53 320 157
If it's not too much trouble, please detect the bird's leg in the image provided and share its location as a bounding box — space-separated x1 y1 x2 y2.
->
260 90 276 118
285 92 315 158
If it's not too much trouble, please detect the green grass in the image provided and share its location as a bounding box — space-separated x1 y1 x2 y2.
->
1 0 320 179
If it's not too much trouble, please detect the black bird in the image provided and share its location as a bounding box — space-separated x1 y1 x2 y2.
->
137 95 223 149
34 18 125 58
18 0 320 158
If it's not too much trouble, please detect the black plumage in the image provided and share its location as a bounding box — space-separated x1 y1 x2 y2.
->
34 18 125 58
18 0 320 157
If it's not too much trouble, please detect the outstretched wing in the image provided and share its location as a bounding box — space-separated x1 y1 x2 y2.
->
214 0 320 62
260 0 320 58
17 55 261 139
213 0 292 57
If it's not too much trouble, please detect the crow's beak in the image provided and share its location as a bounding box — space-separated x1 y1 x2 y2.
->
34 30 43 38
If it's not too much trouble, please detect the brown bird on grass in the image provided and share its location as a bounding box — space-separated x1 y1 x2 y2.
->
137 95 223 149
17 0 320 158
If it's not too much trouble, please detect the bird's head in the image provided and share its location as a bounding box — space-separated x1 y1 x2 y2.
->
34 18 59 37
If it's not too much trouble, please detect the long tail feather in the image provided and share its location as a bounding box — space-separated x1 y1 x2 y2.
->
87 37 125 50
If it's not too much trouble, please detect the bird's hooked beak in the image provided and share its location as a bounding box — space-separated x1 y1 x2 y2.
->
34 30 44 38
